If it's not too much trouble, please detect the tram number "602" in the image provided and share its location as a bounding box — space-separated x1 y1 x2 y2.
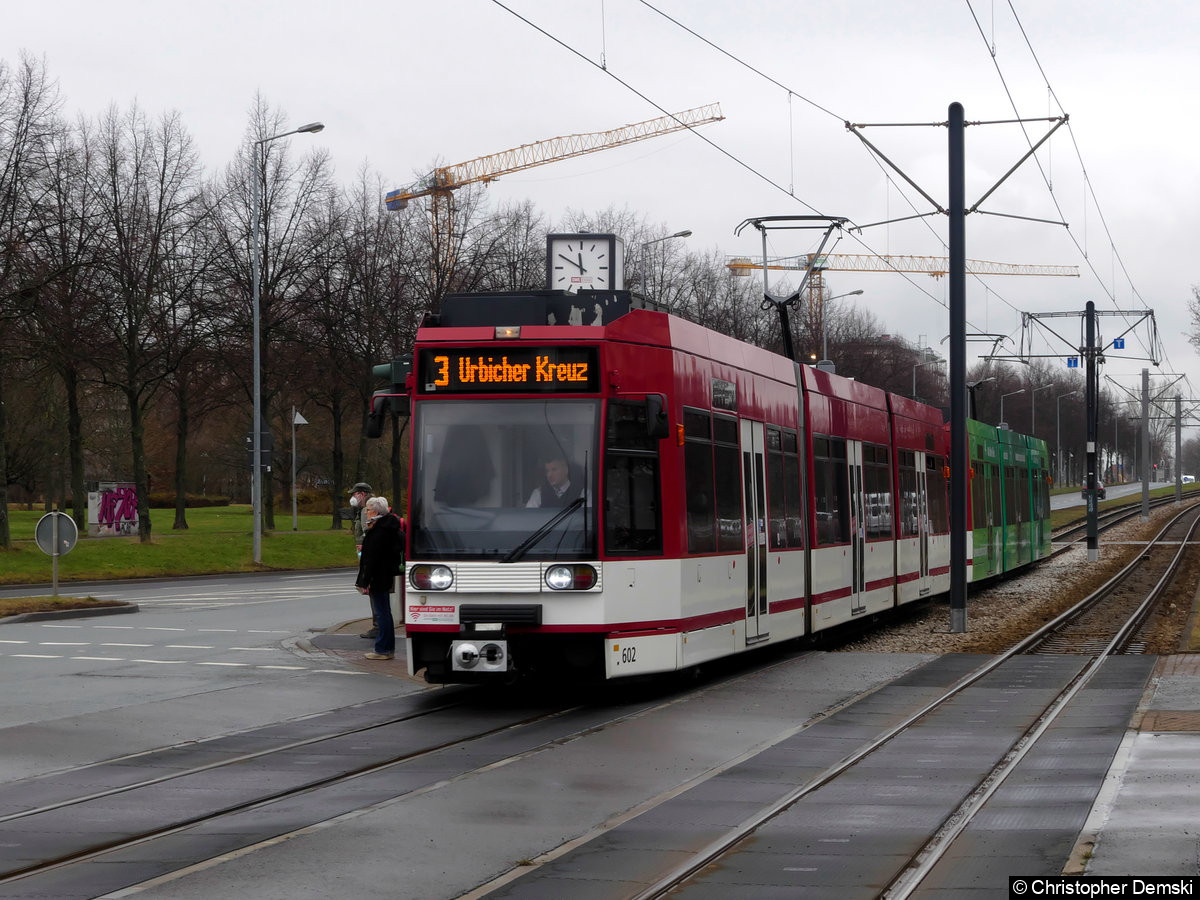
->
614 645 637 665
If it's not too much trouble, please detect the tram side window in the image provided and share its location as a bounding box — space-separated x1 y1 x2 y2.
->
683 409 716 553
864 444 892 539
971 461 988 528
898 450 918 537
604 401 662 555
713 416 743 552
1004 466 1017 526
813 436 849 545
991 464 1002 527
766 427 803 549
927 455 949 533
1038 469 1050 519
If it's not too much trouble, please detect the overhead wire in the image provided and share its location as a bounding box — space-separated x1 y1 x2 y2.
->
634 0 1032 324
963 0 1163 370
488 0 971 324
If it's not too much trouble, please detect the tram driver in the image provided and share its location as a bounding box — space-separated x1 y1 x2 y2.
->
526 454 585 508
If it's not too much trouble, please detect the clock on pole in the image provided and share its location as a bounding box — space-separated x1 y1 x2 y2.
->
546 233 624 291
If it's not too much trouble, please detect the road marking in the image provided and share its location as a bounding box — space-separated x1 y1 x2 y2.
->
246 630 290 634
0 640 28 644
229 647 269 652
101 643 153 648
197 662 250 667
196 629 238 633
10 654 61 659
130 659 188 665
166 645 215 649
256 665 306 670
41 642 90 647
72 656 124 661
94 625 134 629
144 627 187 631
312 669 367 676
40 624 82 629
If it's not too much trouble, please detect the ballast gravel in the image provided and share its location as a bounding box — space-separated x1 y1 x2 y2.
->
837 504 1198 655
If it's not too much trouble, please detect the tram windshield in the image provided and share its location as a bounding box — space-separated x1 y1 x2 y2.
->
410 399 599 561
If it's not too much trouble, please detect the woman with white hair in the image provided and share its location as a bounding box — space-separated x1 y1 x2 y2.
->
354 496 404 660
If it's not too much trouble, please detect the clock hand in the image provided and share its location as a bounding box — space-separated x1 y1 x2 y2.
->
557 253 584 272
577 252 586 273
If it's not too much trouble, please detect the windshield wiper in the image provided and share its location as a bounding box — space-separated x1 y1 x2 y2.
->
501 497 586 564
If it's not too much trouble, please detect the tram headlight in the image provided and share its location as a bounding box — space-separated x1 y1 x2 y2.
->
411 564 453 591
545 564 597 591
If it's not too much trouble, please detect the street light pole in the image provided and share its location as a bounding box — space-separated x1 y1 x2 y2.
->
251 121 324 564
818 289 864 372
999 388 1025 429
638 229 691 299
1056 390 1079 485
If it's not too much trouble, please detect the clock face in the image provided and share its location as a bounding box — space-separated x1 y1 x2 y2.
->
548 235 619 290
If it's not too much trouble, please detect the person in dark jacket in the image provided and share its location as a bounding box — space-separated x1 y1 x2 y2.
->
355 496 403 660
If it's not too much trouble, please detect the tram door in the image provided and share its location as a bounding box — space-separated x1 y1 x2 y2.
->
740 419 769 643
983 463 997 576
915 454 931 592
847 442 867 615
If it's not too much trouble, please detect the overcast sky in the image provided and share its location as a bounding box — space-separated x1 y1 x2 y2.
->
6 0 1198 406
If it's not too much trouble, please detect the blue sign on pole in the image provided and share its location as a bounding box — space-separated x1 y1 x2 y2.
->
1067 357 1079 368
1113 338 1125 349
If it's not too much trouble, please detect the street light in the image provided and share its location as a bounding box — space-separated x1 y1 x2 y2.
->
251 121 324 563
638 229 691 298
965 376 995 419
999 388 1025 429
817 289 864 373
1056 390 1079 484
1031 383 1053 435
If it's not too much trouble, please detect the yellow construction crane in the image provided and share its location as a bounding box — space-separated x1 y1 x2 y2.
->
726 252 1079 279
386 104 724 304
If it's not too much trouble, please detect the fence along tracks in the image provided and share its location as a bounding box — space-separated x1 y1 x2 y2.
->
625 504 1197 898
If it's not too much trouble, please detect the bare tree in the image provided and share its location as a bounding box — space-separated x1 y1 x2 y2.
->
0 54 60 548
90 104 205 542
207 97 335 530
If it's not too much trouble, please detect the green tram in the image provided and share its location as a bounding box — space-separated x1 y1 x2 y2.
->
966 418 1053 581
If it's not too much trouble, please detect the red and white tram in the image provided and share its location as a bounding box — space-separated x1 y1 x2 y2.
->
386 289 950 683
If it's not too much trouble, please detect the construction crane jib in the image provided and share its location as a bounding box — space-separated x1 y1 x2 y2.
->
385 103 724 211
725 253 1079 279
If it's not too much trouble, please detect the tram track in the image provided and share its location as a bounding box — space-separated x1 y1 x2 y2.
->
488 507 1192 898
0 646 824 899
0 688 587 896
1031 501 1200 655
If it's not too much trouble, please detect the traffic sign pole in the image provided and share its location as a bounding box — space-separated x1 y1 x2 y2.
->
52 511 59 598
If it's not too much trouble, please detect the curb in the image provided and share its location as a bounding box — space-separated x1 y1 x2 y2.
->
0 567 357 593
0 603 140 625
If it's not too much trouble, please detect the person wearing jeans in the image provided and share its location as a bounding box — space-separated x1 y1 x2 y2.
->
354 496 403 660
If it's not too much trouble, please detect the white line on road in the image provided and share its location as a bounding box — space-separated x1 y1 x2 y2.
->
130 659 188 665
71 656 124 661
93 625 134 629
256 665 307 670
0 640 28 644
11 654 62 659
101 643 153 648
197 662 250 667
143 627 187 631
165 645 215 649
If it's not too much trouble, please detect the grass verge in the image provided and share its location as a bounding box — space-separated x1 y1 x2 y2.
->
1 505 356 586
0 596 124 617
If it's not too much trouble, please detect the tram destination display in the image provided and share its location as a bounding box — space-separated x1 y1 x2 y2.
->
418 347 598 394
